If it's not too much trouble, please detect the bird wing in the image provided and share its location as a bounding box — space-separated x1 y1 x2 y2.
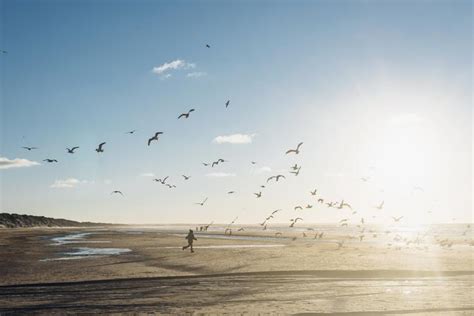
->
296 142 303 150
178 114 186 119
285 149 296 154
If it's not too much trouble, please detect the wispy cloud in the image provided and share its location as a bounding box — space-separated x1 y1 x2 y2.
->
206 172 236 178
186 71 207 78
152 59 195 76
50 178 88 189
255 166 272 174
213 133 256 144
140 172 155 177
0 157 40 170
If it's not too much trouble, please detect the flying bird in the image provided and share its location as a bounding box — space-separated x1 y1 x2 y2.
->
148 132 163 146
289 217 303 227
310 189 317 196
195 197 208 206
66 147 79 154
182 175 191 180
111 190 124 196
126 130 136 134
154 176 169 184
306 204 313 209
0 50 7 54
290 167 301 176
254 192 262 198
267 175 286 183
317 198 324 203
375 201 385 210
225 100 230 108
202 162 210 167
95 142 106 153
22 146 38 151
227 191 235 194
271 209 282 215
337 200 352 210
285 142 303 155
43 159 58 163
206 44 211 48
178 109 195 119
165 184 176 189
294 206 303 211
392 216 404 222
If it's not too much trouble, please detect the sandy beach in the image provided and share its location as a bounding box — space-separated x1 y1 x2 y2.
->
0 225 472 314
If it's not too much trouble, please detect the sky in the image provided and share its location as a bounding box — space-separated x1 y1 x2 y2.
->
0 0 472 225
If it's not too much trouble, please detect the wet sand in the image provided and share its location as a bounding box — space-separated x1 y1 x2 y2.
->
0 226 473 314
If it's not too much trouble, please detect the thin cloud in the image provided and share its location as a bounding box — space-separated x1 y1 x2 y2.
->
256 166 272 174
186 71 207 78
140 172 156 177
152 59 195 75
206 172 236 178
50 178 88 189
0 157 40 170
213 133 256 144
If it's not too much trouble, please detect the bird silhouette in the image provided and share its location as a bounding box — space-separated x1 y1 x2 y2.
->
271 209 282 215
310 189 317 196
95 142 106 153
66 147 79 154
178 109 195 119
43 159 58 163
290 166 301 176
375 201 385 210
337 200 352 210
182 175 191 180
267 175 286 183
294 206 303 211
254 192 262 198
285 142 303 155
153 176 169 184
0 50 7 54
306 204 313 209
227 191 235 194
225 100 230 108
22 146 38 151
111 190 124 196
148 132 163 146
206 44 211 48
392 216 404 222
318 198 324 203
289 217 303 227
126 130 136 134
165 184 176 189
195 197 208 206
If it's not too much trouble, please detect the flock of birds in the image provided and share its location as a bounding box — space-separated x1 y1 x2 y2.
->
10 44 472 252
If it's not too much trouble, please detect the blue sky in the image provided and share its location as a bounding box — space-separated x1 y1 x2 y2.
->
0 0 472 224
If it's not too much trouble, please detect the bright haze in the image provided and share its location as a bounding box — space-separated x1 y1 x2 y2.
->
0 1 471 225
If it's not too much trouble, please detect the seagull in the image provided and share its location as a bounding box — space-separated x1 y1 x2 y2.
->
291 164 299 171
111 190 124 196
326 202 336 208
153 176 169 184
392 216 404 222
211 158 227 167
95 142 106 153
202 162 210 167
267 175 286 183
66 147 79 154
290 167 301 176
237 227 244 232
285 142 303 155
148 132 163 146
337 200 352 210
294 206 303 211
289 217 303 227
0 50 7 54
251 161 257 165
305 204 313 209
254 192 262 198
165 184 176 189
43 159 58 163
195 197 208 206
271 209 282 215
227 191 235 194
317 198 324 203
178 109 195 119
225 100 230 108
206 44 211 48
126 130 136 134
310 189 317 196
22 146 38 151
375 201 385 210
182 175 191 180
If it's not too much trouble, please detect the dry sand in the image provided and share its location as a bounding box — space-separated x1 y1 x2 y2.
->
0 226 473 314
